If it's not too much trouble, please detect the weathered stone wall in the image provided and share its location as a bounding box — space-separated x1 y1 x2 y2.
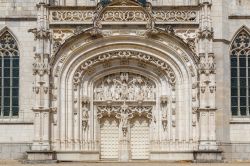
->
212 0 250 161
0 0 38 17
0 143 32 160
0 0 37 160
0 124 33 159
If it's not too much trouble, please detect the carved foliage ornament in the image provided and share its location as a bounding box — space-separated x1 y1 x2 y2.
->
73 50 176 86
49 10 198 24
97 104 153 121
50 10 94 23
154 10 198 23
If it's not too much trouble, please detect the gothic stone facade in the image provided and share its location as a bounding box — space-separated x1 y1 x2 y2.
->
0 0 250 162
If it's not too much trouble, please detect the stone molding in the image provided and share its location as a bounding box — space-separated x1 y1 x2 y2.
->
49 8 199 25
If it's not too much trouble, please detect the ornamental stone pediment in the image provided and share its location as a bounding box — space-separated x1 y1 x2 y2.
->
93 0 153 28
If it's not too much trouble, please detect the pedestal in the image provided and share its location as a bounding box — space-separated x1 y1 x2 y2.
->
194 150 222 163
26 151 56 163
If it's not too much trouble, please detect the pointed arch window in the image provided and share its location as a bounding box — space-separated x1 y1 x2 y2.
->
0 32 19 117
231 29 250 116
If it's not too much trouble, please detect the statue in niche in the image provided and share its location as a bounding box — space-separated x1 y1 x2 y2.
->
162 106 168 131
120 111 129 128
161 96 168 131
82 105 89 130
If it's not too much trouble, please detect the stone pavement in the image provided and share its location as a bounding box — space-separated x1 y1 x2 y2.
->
1 161 250 166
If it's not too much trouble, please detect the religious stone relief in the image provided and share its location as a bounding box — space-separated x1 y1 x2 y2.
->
94 73 156 101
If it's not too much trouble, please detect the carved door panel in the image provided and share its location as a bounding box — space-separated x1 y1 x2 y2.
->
130 117 150 160
100 118 119 159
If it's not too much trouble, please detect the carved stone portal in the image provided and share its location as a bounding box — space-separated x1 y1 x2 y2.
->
94 72 155 161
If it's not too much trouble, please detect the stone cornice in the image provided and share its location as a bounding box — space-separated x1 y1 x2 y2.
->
228 15 250 19
0 16 37 21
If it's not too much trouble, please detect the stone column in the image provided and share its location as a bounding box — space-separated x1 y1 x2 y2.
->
194 0 221 162
27 0 54 161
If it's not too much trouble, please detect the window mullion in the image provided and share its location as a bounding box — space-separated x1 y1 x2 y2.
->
247 54 249 116
9 56 13 118
1 57 3 118
237 54 240 116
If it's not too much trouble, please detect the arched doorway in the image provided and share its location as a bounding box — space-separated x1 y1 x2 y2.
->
94 72 156 160
51 34 199 161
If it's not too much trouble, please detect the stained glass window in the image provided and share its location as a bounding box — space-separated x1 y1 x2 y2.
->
0 32 19 117
230 29 250 116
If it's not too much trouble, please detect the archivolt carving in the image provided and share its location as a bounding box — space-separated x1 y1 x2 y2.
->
52 29 74 54
73 50 176 86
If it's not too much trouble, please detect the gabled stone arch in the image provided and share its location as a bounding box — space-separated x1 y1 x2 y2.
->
93 0 154 28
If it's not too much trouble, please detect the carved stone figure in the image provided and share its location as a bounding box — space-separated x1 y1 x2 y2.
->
94 72 156 102
82 105 89 130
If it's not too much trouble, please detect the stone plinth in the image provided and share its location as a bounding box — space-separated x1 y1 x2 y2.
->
56 151 99 161
150 151 194 161
194 150 222 163
26 150 56 162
